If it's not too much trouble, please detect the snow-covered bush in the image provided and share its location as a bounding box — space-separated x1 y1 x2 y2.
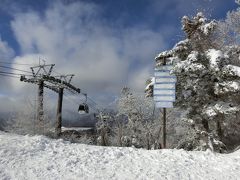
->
96 110 115 146
5 100 54 135
115 87 163 149
59 130 96 145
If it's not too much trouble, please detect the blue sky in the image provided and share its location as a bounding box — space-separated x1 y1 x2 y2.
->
0 0 238 55
0 0 238 111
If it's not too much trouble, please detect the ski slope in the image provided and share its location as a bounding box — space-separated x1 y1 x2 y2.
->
0 131 240 180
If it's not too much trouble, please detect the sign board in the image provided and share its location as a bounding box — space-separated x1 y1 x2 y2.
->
155 101 173 108
154 65 176 108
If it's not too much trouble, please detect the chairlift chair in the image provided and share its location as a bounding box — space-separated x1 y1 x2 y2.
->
78 103 89 114
78 93 89 114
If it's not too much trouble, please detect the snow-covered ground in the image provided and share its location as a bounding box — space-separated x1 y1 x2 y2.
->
0 131 240 180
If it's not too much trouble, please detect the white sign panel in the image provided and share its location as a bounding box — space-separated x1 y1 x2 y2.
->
154 95 175 101
154 71 171 77
154 89 175 95
155 65 173 71
154 83 175 89
155 77 177 83
154 65 176 108
155 101 173 108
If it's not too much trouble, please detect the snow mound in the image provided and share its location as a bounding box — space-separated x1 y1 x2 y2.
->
0 131 240 180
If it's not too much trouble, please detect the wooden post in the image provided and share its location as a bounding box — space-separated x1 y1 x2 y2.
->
55 88 63 137
37 79 44 134
217 114 223 142
162 108 166 148
162 57 167 148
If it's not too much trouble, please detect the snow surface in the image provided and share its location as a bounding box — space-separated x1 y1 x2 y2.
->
0 131 240 180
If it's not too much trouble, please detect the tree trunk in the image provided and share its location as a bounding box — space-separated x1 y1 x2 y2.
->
217 114 223 141
117 123 123 146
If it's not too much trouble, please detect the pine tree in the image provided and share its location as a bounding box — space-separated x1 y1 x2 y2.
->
154 13 240 152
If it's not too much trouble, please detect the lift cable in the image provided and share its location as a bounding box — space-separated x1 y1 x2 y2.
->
64 91 100 112
0 71 34 77
0 66 102 111
0 70 64 79
0 73 20 79
0 65 32 74
0 61 37 66
64 92 87 106
63 92 97 110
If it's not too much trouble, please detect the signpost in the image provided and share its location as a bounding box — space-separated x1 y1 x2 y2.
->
154 64 176 148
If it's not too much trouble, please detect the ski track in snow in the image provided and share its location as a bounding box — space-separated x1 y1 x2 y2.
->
0 131 240 180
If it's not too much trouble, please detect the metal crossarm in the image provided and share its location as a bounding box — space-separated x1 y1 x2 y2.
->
42 75 80 93
20 75 59 93
30 64 55 77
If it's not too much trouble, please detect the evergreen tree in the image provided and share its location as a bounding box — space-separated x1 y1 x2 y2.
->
153 13 240 152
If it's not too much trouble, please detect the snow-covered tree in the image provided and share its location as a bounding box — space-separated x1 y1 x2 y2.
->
215 7 240 49
145 77 154 97
116 87 162 149
181 12 217 52
154 13 240 152
96 110 113 146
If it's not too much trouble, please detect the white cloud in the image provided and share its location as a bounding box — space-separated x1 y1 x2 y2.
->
0 37 15 94
128 67 153 93
10 54 49 92
8 1 167 106
122 28 165 63
0 37 15 60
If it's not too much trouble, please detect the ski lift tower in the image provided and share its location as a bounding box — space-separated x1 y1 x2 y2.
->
20 61 80 136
